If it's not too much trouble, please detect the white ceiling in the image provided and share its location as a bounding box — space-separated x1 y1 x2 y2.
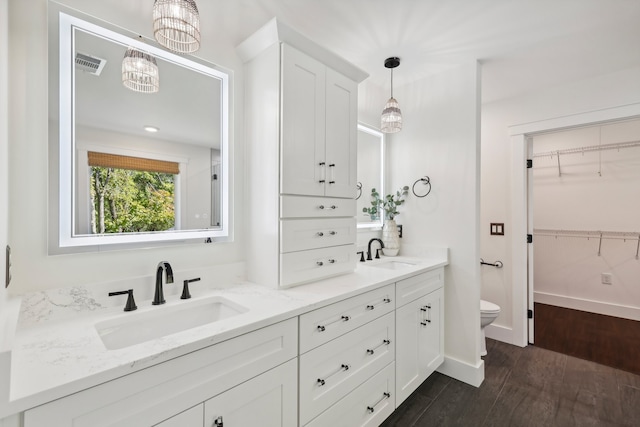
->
58 0 640 134
208 0 640 103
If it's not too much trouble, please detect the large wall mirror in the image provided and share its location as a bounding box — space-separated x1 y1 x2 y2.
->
49 4 229 249
357 123 384 229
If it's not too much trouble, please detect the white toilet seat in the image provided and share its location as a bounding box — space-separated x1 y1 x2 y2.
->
480 299 500 314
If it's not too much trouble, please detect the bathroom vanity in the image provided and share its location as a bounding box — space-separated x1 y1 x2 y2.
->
2 256 446 426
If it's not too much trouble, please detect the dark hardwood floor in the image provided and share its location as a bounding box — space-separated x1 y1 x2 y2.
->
381 339 640 427
534 302 640 375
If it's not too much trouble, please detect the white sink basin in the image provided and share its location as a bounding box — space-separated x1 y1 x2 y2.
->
96 296 247 350
370 260 416 270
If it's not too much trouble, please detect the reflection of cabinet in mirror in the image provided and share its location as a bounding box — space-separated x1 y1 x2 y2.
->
49 5 230 251
239 18 368 288
357 124 385 228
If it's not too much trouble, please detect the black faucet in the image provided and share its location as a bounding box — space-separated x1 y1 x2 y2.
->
153 261 174 305
367 238 384 261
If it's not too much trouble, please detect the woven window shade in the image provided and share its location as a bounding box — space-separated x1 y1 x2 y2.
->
88 152 179 175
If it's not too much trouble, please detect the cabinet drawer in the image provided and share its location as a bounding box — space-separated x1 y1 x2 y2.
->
280 244 356 287
299 312 395 425
281 195 356 218
281 218 356 253
299 283 395 353
305 362 395 427
24 319 298 427
395 268 444 307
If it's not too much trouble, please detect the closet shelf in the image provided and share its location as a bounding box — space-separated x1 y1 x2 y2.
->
533 228 640 259
533 139 640 158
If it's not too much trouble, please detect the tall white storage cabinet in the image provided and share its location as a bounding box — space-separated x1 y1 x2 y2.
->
239 19 368 288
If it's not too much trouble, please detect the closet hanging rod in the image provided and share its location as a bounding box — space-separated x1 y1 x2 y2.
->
533 228 640 239
533 140 640 158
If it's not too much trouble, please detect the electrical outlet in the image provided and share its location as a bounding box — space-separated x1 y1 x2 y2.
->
601 273 613 285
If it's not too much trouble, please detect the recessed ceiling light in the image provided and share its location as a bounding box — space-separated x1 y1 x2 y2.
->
144 125 159 133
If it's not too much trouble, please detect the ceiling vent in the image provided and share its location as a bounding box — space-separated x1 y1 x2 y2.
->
75 52 107 76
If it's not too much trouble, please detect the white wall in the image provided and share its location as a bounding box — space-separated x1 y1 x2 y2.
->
532 120 640 320
8 0 245 293
361 62 483 384
481 65 640 341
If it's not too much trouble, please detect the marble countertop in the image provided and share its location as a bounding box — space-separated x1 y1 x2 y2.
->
3 254 447 416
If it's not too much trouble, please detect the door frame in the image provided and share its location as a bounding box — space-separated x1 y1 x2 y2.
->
508 103 640 347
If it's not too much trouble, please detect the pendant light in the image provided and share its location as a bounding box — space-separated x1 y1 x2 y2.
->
381 57 402 133
153 0 201 54
122 47 160 94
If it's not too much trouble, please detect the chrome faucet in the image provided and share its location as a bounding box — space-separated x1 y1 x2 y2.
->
367 238 384 261
153 261 174 305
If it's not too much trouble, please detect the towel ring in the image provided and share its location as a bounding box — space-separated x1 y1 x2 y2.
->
412 176 432 198
356 182 363 200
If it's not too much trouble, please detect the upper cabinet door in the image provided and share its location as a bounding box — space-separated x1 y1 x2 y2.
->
281 44 326 196
325 68 357 199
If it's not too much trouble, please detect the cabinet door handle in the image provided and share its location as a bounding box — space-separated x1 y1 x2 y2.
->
317 232 324 237
366 298 392 311
421 319 432 325
366 339 391 355
319 180 326 183
318 205 325 210
329 231 337 235
329 181 336 184
317 261 324 266
329 163 336 167
367 392 391 414
319 162 326 166
317 314 350 333
330 205 337 209
328 259 336 264
214 416 224 426
317 364 350 386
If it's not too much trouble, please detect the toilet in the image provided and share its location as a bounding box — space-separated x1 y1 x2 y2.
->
480 299 501 356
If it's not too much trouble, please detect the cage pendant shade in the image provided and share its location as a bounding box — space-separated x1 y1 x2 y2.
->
122 48 159 94
153 0 201 54
381 57 402 133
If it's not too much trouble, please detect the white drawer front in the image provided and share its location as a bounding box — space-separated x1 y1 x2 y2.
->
299 284 395 353
281 218 356 253
299 312 395 425
305 362 395 427
280 245 356 287
281 195 356 218
395 268 444 307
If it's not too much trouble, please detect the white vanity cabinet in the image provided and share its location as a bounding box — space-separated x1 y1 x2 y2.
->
281 45 358 199
240 19 368 289
394 269 445 406
23 319 298 427
298 285 395 426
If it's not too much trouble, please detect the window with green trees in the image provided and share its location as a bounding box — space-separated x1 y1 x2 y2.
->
88 152 178 234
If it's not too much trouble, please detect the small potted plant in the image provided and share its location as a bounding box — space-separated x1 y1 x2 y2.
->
362 188 382 221
381 186 409 256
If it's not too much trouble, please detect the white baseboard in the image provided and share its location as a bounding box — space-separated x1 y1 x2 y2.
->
437 356 484 388
485 323 519 345
534 292 640 321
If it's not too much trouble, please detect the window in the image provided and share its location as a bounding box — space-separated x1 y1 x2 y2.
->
87 152 178 234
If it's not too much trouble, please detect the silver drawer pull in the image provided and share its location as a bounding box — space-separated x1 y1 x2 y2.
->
366 297 392 311
366 339 391 355
329 231 337 235
317 232 324 237
317 261 324 266
317 315 351 332
367 392 391 413
317 364 350 387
